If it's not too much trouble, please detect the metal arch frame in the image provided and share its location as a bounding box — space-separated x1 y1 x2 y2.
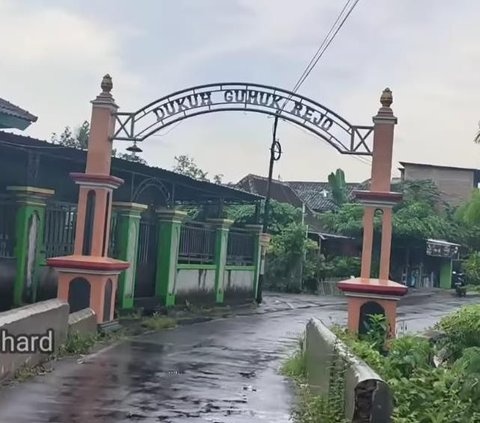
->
132 177 172 206
112 82 374 156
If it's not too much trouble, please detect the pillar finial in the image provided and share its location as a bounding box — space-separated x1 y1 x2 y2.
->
380 88 393 108
101 74 113 93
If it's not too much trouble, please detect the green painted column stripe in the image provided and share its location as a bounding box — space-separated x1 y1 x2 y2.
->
155 220 182 306
13 203 48 306
115 210 142 309
213 227 229 304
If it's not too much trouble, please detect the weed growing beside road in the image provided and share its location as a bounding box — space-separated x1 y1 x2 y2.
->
333 305 480 422
141 313 177 331
281 336 348 423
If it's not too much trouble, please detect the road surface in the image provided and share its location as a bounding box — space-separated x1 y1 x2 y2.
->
0 291 476 422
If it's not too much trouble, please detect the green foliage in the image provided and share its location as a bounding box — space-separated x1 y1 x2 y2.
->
281 337 307 381
141 313 177 331
323 256 361 278
456 189 480 225
334 304 480 422
435 304 480 361
363 313 389 353
59 331 99 355
283 338 348 423
462 252 480 285
265 223 311 292
319 203 365 237
173 154 223 183
51 120 147 164
327 168 348 207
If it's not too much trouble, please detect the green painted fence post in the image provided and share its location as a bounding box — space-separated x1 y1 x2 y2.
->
112 202 147 310
155 209 188 306
208 218 234 304
7 186 54 307
245 224 263 299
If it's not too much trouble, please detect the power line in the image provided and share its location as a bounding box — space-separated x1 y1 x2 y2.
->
280 0 361 112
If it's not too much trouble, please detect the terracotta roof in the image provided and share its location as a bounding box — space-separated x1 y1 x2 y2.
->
0 98 37 123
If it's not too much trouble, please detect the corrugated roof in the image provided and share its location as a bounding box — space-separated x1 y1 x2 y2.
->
236 174 333 235
285 181 363 211
0 98 37 123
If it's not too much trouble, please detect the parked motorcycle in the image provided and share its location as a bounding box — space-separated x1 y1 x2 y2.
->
452 271 467 297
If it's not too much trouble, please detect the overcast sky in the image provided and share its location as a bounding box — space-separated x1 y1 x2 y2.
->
2 0 480 184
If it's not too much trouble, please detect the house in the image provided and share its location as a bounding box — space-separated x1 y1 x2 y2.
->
285 181 363 212
236 174 359 256
399 161 480 207
0 98 37 130
0 130 263 312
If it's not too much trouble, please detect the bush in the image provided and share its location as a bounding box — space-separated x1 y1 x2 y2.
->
141 313 177 331
435 304 480 361
323 256 361 279
463 252 480 285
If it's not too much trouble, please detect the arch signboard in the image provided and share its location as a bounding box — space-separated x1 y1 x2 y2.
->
112 82 374 155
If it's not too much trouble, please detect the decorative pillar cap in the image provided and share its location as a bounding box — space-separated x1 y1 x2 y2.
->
259 233 272 248
7 186 55 197
337 277 407 297
207 218 234 228
245 224 263 233
373 87 397 124
156 208 188 222
92 74 118 109
353 190 402 206
112 202 148 213
380 88 393 107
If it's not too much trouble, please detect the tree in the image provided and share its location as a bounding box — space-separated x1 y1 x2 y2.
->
51 121 147 164
173 155 223 183
327 168 348 207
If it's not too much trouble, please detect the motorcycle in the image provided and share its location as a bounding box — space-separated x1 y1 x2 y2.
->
452 271 467 297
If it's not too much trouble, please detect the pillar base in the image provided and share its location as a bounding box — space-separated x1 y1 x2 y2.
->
47 255 129 324
338 277 407 338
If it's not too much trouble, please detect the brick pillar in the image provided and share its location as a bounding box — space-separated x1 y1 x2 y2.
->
112 202 147 309
47 75 129 326
338 88 407 338
155 209 188 306
208 218 234 303
7 186 54 306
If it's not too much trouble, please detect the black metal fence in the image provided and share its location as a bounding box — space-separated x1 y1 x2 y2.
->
178 223 216 264
227 229 255 266
44 201 119 258
0 195 17 258
44 201 77 258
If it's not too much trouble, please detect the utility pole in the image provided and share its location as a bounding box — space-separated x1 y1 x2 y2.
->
256 113 281 304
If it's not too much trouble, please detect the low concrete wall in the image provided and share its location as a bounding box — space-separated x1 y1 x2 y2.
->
68 308 97 335
175 267 216 304
0 299 69 381
305 318 393 422
223 267 255 303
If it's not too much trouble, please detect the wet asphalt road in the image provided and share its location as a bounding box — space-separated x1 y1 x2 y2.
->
0 291 477 423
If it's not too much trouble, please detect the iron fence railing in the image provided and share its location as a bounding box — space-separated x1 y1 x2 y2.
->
226 229 255 266
0 195 17 258
178 223 216 264
44 201 77 258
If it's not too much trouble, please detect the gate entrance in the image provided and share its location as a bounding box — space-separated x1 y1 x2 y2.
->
134 207 158 298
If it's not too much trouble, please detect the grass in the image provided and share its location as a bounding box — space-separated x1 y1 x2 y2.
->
141 312 177 331
280 336 348 423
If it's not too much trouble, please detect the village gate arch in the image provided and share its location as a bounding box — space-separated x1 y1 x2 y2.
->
49 75 407 332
